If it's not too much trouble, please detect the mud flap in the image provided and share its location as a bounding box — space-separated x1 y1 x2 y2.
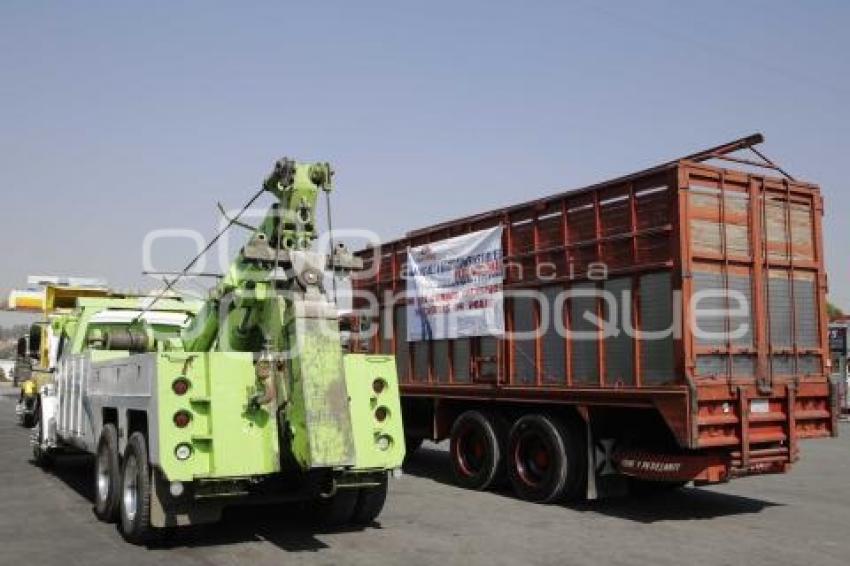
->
150 471 223 528
584 421 628 500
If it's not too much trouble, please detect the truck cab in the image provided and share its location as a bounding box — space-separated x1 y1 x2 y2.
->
6 282 112 427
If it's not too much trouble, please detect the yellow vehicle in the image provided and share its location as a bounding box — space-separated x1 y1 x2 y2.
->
6 278 110 427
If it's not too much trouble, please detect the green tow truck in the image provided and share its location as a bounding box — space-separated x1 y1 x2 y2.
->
33 158 406 543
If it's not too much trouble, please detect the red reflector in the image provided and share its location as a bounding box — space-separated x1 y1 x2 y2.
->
173 411 191 428
172 378 190 396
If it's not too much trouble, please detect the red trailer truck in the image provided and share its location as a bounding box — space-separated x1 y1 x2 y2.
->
348 134 839 502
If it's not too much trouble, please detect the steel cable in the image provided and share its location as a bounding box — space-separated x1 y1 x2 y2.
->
131 186 267 324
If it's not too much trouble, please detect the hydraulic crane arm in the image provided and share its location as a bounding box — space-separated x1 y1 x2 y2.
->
179 156 363 470
180 158 333 353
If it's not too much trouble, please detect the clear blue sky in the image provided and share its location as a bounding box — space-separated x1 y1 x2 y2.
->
1 0 848 325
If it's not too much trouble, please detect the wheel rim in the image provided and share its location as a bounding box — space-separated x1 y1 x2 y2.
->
122 453 138 522
96 449 110 503
455 424 487 478
514 427 554 488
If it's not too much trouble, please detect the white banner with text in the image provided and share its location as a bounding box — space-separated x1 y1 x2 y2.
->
406 226 504 341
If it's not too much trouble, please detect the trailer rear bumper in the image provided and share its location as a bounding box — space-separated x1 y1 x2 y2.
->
613 447 793 485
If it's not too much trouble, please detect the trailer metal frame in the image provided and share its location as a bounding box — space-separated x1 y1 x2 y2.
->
350 134 836 484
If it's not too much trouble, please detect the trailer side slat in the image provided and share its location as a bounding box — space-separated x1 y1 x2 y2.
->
349 144 833 479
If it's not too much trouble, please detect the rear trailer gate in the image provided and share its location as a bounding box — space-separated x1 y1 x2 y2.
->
350 135 834 484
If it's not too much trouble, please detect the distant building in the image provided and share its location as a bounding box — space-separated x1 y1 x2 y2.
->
0 359 15 381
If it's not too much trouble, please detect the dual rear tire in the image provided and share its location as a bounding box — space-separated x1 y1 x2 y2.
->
119 433 153 544
506 414 586 503
94 424 121 522
93 427 152 544
449 410 506 491
448 410 586 503
314 474 390 527
97 429 390 540
351 475 389 524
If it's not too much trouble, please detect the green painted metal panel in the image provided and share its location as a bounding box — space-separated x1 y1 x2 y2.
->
344 354 406 470
286 317 357 469
156 352 280 482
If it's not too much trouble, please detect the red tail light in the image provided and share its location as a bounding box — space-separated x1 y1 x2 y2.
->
172 378 190 396
173 410 192 428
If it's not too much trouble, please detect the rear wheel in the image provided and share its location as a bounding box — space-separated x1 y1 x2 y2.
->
351 474 388 525
314 489 358 527
507 414 586 503
119 432 153 544
32 412 52 468
94 424 121 522
449 410 505 490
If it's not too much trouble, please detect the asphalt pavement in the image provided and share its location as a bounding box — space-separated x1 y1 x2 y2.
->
0 383 848 566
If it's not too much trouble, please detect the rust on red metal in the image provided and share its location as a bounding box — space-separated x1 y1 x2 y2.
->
350 134 835 481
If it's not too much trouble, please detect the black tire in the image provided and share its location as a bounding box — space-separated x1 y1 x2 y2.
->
402 436 425 465
405 436 424 454
449 410 505 490
119 432 153 544
314 489 358 528
351 474 388 525
32 414 52 468
506 414 586 503
94 424 121 522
